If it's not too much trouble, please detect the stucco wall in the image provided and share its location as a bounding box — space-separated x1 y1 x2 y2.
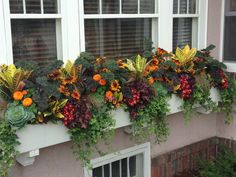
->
207 0 236 142
10 113 219 177
10 1 232 177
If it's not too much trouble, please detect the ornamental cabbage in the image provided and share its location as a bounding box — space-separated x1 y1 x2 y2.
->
4 103 35 128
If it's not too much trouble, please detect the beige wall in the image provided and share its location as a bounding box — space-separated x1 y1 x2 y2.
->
11 1 232 177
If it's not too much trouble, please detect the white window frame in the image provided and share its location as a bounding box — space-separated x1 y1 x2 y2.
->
220 0 236 72
0 0 82 65
84 142 151 177
78 0 159 53
0 0 208 64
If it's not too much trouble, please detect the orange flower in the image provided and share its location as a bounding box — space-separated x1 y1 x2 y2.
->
62 76 77 85
13 91 24 101
22 90 28 95
22 98 33 107
71 90 80 100
152 59 159 65
93 74 102 81
148 77 155 85
58 85 67 93
105 91 113 101
117 59 126 68
150 65 159 72
110 80 121 92
99 79 106 86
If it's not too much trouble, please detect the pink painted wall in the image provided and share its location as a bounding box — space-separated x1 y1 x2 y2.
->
10 113 219 177
10 1 232 177
207 0 236 142
207 0 223 59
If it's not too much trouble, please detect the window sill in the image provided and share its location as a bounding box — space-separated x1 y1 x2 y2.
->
15 88 220 166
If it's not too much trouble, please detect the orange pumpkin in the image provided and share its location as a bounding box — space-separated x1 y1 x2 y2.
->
22 98 33 107
13 91 24 101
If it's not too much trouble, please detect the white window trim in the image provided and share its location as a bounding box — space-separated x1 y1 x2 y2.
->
220 0 236 72
84 142 151 177
78 0 159 53
158 0 208 51
0 0 208 65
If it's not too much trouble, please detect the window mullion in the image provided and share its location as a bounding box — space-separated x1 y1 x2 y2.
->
99 0 102 14
0 0 7 64
23 0 26 14
40 0 44 14
187 0 190 14
138 0 140 14
158 0 173 51
2 0 13 64
198 0 208 49
61 0 81 61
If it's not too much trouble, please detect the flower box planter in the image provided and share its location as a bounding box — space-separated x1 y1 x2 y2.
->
16 88 220 166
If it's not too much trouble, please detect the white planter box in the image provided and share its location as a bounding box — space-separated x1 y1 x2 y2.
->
15 88 220 166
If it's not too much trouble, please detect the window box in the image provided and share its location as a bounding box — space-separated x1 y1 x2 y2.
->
15 87 220 166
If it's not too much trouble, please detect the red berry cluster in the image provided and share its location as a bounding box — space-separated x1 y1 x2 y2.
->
125 87 140 106
179 74 195 100
62 100 93 129
62 102 76 127
219 70 229 89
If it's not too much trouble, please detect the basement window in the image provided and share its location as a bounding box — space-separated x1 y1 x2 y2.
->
84 143 151 177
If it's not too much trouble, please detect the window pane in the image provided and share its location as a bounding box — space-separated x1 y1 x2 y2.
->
122 0 138 14
44 0 58 13
9 0 23 13
180 0 187 14
189 0 197 14
173 18 198 50
224 17 236 62
85 18 151 58
173 0 178 14
121 158 128 177
104 164 110 177
112 160 120 177
93 167 102 177
140 0 155 14
84 0 100 14
230 0 236 11
11 19 58 66
26 0 41 13
102 0 119 14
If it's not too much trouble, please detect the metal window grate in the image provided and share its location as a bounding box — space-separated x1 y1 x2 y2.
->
93 154 144 177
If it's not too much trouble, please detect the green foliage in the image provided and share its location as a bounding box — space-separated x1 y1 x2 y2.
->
198 147 236 177
131 83 170 142
0 64 32 101
0 121 19 177
4 102 36 128
219 75 236 123
74 52 95 68
16 60 63 112
181 85 218 121
69 106 115 167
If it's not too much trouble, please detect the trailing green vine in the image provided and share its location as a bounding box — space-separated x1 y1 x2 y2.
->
0 120 19 177
69 106 115 167
218 75 236 123
131 83 170 142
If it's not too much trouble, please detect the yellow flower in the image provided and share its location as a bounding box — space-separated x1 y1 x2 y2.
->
110 80 121 92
